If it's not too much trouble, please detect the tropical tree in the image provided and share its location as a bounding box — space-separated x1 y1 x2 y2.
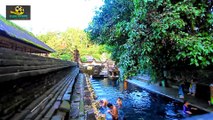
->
87 0 213 81
37 28 110 61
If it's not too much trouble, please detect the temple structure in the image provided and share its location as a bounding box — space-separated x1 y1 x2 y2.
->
73 48 80 63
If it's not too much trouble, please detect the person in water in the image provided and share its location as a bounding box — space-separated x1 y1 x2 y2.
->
183 100 197 115
116 97 122 108
107 103 118 120
99 99 108 114
116 97 125 120
97 99 113 120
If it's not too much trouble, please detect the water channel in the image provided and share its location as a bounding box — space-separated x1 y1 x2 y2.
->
90 78 207 120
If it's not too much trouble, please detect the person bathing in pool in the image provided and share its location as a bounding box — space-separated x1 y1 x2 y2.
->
116 97 122 108
107 103 118 120
116 97 125 120
183 100 197 115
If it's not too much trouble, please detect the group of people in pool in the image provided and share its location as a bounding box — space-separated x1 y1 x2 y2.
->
97 98 197 119
98 97 125 120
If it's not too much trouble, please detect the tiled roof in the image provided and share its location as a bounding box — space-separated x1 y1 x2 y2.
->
0 15 54 52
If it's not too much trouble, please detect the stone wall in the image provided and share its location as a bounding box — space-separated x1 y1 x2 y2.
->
0 48 77 82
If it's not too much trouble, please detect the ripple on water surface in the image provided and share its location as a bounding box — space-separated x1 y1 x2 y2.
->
90 78 206 120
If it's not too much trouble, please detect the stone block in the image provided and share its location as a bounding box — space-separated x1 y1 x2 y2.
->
86 110 96 120
70 107 79 118
72 94 80 102
51 115 63 120
62 94 71 101
59 101 70 112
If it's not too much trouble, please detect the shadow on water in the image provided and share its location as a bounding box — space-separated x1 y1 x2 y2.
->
90 78 207 120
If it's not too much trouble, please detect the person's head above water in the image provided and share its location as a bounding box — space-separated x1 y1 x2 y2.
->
99 100 104 104
117 97 122 106
100 100 103 102
107 103 113 109
184 100 189 106
100 99 108 107
117 97 122 100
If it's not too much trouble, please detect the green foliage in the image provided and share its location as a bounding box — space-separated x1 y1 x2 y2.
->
60 53 72 60
37 28 110 61
81 56 87 62
87 0 213 81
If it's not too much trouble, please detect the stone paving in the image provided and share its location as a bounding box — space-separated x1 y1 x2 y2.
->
127 79 213 112
70 73 95 120
70 73 85 120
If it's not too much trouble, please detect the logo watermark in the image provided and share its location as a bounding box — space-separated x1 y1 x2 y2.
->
6 5 31 20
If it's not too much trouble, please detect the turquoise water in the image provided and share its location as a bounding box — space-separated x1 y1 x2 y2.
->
90 78 207 120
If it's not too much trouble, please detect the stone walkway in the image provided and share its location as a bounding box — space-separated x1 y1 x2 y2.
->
70 73 85 120
70 73 95 120
127 79 213 113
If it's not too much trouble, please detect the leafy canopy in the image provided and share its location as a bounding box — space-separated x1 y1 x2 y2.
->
87 0 213 81
37 28 110 61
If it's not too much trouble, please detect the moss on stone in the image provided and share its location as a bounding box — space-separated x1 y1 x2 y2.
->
79 99 84 112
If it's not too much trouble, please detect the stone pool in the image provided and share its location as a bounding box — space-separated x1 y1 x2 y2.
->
90 78 207 120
